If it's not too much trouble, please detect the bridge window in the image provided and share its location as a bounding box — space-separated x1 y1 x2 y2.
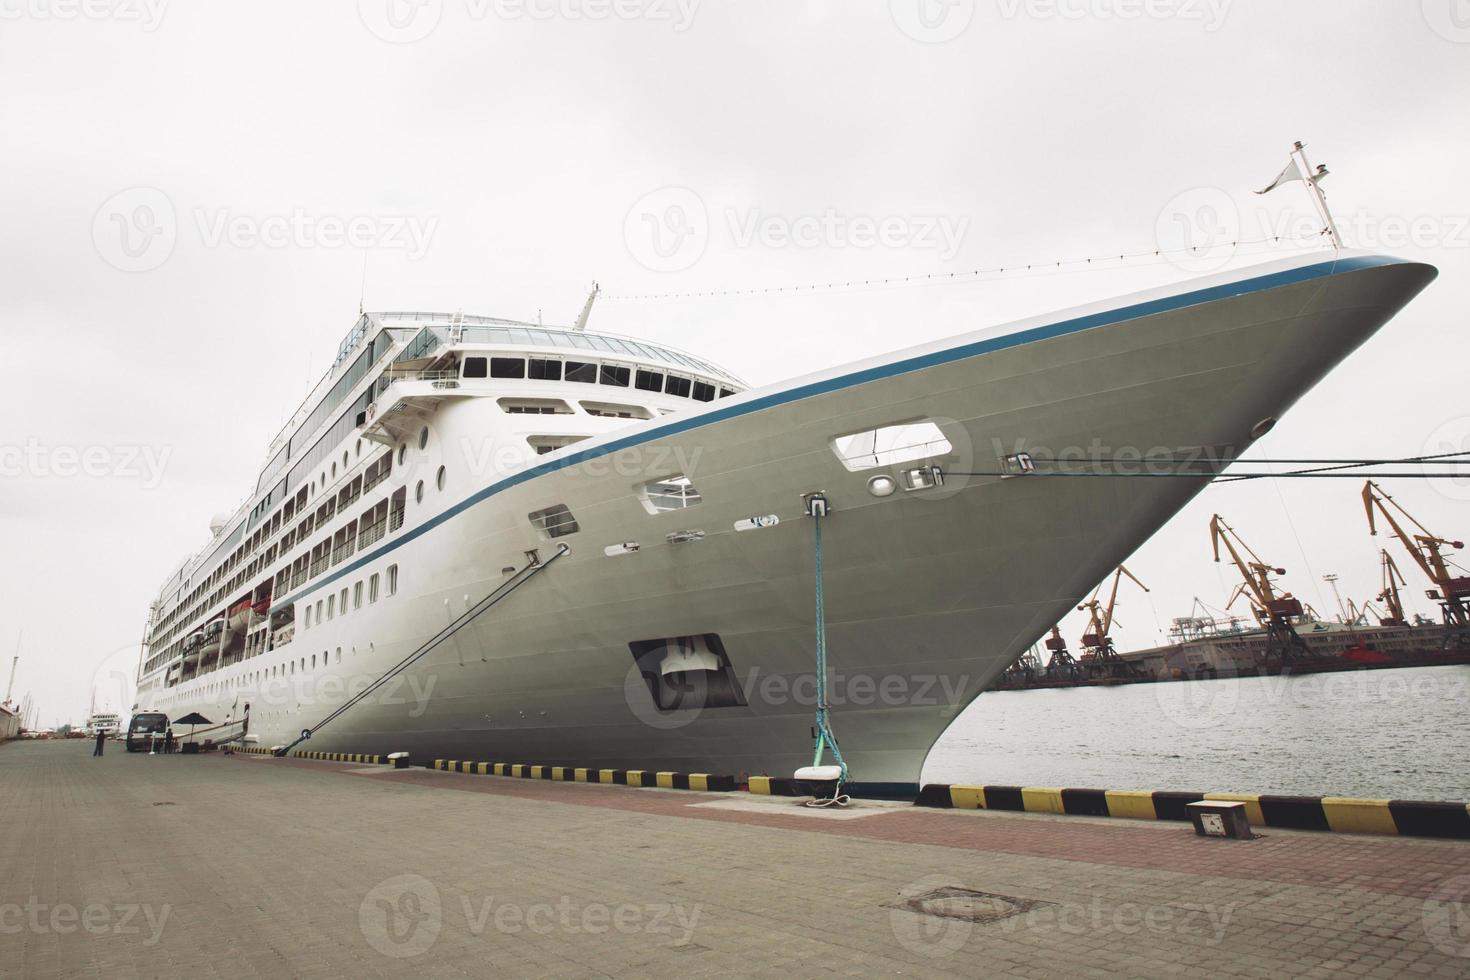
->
665 375 691 398
463 357 488 379
529 358 562 381
635 369 664 393
491 357 526 379
565 361 597 384
692 381 716 402
599 364 631 388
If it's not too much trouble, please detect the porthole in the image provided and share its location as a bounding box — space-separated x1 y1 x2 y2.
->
436 466 446 491
331 462 337 478
397 444 406 466
415 480 425 504
419 427 429 450
342 451 349 468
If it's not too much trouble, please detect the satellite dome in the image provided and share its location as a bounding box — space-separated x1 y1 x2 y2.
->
208 512 231 535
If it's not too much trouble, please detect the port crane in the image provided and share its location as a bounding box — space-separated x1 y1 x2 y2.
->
1077 565 1149 678
1362 481 1470 645
1374 549 1409 627
1042 626 1080 680
1209 514 1313 663
1001 643 1045 686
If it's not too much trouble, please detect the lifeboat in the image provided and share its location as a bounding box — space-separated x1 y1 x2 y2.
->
227 598 254 632
201 619 227 656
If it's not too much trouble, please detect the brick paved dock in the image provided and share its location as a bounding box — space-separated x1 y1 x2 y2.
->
3 739 1470 978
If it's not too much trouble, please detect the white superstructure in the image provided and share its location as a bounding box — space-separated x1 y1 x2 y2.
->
135 253 1436 790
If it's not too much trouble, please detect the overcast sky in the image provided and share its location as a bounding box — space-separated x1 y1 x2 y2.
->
3 1 1468 725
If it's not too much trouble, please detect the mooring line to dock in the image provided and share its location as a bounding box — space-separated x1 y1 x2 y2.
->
273 543 571 758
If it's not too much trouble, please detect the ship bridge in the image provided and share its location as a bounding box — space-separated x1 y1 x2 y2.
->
359 312 747 448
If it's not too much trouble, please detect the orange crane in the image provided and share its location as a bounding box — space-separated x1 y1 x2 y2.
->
1363 481 1470 642
1043 626 1079 679
1077 565 1149 677
1375 549 1409 627
1209 514 1313 662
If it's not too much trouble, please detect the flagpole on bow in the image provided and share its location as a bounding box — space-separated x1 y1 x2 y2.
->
1258 141 1342 252
1290 140 1342 252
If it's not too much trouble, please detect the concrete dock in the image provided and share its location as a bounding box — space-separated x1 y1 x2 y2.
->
3 740 1469 978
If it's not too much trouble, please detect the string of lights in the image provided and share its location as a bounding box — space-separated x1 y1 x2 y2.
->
603 232 1330 302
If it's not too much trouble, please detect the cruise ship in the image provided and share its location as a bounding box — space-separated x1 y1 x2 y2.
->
134 251 1436 791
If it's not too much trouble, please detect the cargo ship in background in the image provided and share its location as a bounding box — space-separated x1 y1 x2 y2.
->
130 251 1437 791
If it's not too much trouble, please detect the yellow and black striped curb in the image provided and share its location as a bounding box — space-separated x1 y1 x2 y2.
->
747 776 802 796
293 750 389 764
914 784 1470 839
429 760 737 792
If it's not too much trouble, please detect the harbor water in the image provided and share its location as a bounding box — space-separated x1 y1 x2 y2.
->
925 664 1470 801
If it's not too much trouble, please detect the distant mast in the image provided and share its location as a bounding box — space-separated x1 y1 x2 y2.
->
573 281 600 332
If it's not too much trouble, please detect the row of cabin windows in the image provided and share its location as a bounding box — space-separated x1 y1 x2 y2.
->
302 565 398 630
462 356 733 403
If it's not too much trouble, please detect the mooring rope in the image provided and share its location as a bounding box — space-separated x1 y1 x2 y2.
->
806 503 851 808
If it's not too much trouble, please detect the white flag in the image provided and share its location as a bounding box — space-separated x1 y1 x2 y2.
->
1255 159 1304 195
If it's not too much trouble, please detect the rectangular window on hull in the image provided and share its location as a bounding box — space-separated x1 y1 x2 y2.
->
528 503 580 539
639 475 702 514
369 573 380 603
387 565 398 596
831 420 954 472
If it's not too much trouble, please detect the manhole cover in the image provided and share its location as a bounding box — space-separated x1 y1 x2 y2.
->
894 886 1050 925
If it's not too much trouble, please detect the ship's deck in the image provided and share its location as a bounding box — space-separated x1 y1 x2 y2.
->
4 738 1468 978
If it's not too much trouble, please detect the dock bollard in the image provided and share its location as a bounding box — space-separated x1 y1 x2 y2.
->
388 752 410 770
1186 800 1254 839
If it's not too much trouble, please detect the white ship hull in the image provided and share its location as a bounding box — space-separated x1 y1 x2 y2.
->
138 253 1435 790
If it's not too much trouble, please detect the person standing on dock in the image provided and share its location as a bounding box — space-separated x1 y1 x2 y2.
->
92 730 105 757
164 728 174 754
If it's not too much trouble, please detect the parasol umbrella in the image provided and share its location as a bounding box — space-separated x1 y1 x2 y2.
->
173 711 211 748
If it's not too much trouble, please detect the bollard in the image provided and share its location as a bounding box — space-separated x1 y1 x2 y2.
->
1186 800 1254 839
388 751 410 770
